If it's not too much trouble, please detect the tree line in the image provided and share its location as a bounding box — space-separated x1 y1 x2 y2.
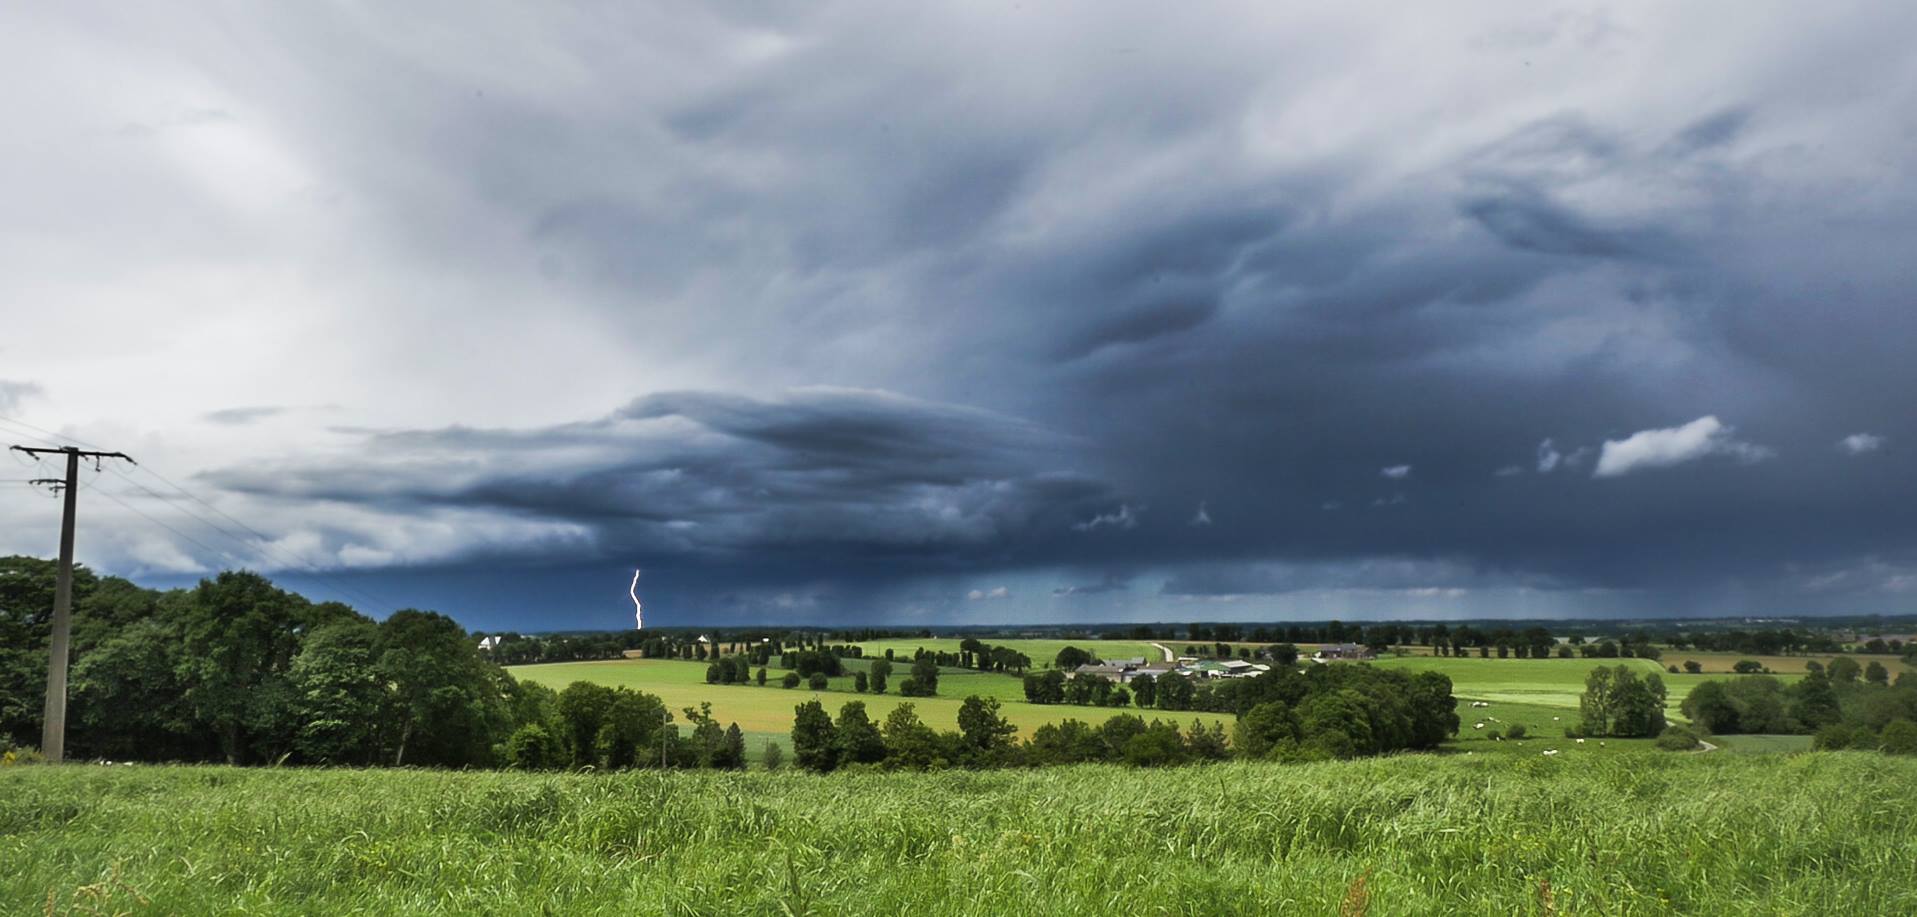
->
1678 658 1917 753
791 663 1460 772
0 558 760 770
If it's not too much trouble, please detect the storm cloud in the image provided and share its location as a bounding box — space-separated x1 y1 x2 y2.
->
3 2 1916 627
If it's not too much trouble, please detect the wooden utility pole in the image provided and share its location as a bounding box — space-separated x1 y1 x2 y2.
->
10 444 133 763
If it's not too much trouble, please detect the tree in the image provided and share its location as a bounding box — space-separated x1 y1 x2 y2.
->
177 571 308 764
807 672 829 691
868 658 891 694
1267 644 1300 666
854 671 869 693
1233 702 1299 759
782 672 802 689
1732 659 1764 675
756 667 768 686
375 609 507 768
1681 681 1739 733
506 723 565 769
899 656 941 697
65 614 197 762
557 682 617 766
596 688 668 769
1123 721 1187 767
1827 657 1861 684
1155 672 1195 711
835 701 886 766
791 700 837 772
880 703 945 769
1054 646 1095 670
285 619 383 765
1880 719 1917 755
1865 661 1890 685
1683 660 1703 674
1299 689 1375 759
1130 672 1156 708
956 695 1017 761
1578 665 1667 738
761 740 784 771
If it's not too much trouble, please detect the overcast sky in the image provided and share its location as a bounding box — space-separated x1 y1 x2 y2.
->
3 2 1915 630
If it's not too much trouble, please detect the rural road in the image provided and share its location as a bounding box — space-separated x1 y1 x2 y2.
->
1150 642 1176 662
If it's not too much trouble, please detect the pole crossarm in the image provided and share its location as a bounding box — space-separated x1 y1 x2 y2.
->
10 445 135 463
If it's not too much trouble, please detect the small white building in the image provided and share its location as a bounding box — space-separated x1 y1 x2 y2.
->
477 635 504 651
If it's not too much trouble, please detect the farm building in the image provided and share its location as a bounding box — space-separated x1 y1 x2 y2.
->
1072 659 1167 684
1311 643 1375 662
476 635 503 651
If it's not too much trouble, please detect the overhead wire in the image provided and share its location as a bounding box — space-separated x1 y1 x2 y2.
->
1 412 401 615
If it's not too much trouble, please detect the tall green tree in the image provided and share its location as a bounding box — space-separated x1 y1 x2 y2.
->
791 700 838 772
835 701 886 766
287 619 383 765
375 609 506 767
177 571 308 763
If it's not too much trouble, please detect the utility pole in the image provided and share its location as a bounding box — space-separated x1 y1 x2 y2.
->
10 444 134 763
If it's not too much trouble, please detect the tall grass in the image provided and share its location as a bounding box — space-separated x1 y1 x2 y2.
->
4 753 1914 915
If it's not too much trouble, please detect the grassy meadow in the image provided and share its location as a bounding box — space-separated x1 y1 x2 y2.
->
509 659 1233 758
6 753 1916 915
847 637 1169 667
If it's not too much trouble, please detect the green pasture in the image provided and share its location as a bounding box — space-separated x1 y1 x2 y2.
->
848 638 1166 668
7 753 1915 915
508 659 1228 740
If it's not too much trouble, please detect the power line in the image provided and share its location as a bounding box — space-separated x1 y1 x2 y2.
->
0 413 405 614
103 465 397 615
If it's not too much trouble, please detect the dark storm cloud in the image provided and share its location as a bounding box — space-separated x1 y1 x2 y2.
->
205 388 1122 577
18 3 1917 623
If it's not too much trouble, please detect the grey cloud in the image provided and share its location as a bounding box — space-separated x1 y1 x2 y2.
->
203 406 290 426
0 380 41 414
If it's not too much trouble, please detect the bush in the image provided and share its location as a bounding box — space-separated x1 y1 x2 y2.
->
781 673 801 689
1881 719 1917 756
1655 725 1701 751
1504 724 1527 740
0 743 45 767
761 741 784 771
1813 724 1860 750
807 672 829 691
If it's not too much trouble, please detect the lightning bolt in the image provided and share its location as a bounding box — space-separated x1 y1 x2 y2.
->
629 568 643 630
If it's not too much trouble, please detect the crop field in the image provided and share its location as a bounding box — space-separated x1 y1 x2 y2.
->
1369 655 1670 709
1659 651 1915 676
509 660 1232 752
848 638 1167 667
6 753 1915 915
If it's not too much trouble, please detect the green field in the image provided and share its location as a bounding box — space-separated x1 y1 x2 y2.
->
509 659 1230 752
6 753 1915 915
849 638 1167 668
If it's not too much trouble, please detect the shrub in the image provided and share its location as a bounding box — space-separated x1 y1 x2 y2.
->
1881 719 1917 756
807 672 829 691
781 673 801 689
1813 724 1859 750
761 741 784 771
1504 724 1527 740
1655 725 1701 751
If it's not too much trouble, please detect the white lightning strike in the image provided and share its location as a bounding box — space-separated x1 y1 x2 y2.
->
629 568 643 631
